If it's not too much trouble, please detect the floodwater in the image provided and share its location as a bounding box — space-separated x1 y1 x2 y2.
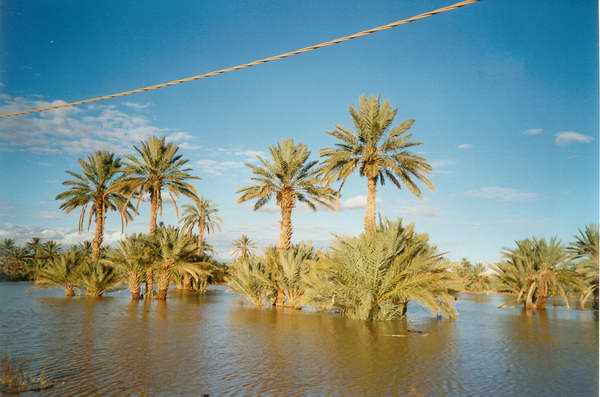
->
0 283 597 396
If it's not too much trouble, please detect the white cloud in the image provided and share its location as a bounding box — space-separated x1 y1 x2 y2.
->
0 223 127 246
0 94 199 154
464 186 538 202
340 195 368 209
554 131 593 145
430 159 455 174
457 144 473 150
122 101 150 110
523 128 543 136
401 201 441 218
197 159 245 175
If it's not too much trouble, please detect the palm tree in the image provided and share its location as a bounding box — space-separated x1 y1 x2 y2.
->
118 136 200 234
56 151 134 262
231 235 256 260
179 197 222 255
320 96 433 232
153 226 209 300
104 235 153 300
0 239 16 256
77 262 120 297
303 219 460 320
35 251 83 296
273 244 315 308
495 237 579 309
237 138 337 250
568 224 599 308
226 256 272 306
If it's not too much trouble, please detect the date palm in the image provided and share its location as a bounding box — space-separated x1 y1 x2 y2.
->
231 235 256 260
152 226 210 300
56 151 134 262
77 262 120 297
103 234 154 300
35 251 83 296
118 136 200 234
495 237 579 309
179 197 222 255
303 219 460 320
320 96 433 232
568 224 599 308
237 138 337 250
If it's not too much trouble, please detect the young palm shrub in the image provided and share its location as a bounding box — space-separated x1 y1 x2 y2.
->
103 235 153 300
495 237 579 309
320 96 433 233
226 257 272 306
152 226 208 300
231 235 256 260
273 244 315 308
464 263 492 292
303 219 460 321
56 151 135 262
35 251 83 296
568 224 599 308
179 197 222 256
237 138 337 250
77 262 120 297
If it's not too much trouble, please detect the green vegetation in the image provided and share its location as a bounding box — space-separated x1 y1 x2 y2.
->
2 97 596 322
1 353 53 394
568 224 599 308
494 238 579 309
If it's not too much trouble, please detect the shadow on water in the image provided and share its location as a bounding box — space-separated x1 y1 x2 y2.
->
0 284 597 397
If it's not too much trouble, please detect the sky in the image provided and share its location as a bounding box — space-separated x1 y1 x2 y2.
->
0 0 598 263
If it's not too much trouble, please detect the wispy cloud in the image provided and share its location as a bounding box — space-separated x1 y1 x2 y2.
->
523 128 543 136
464 186 538 202
430 159 455 174
0 94 198 154
122 101 150 110
196 159 245 175
400 200 441 218
554 131 593 145
0 223 126 246
457 144 473 150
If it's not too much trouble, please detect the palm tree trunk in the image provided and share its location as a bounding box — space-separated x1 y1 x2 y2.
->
64 284 75 297
197 219 205 256
92 200 104 262
365 176 377 233
278 190 295 251
145 268 154 298
183 273 192 290
149 189 159 234
129 274 141 300
156 269 170 300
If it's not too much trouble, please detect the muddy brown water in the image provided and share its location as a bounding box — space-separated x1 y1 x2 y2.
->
0 283 597 396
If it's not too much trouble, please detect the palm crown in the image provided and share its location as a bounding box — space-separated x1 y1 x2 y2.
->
118 136 200 233
237 138 337 250
179 197 222 255
56 151 134 261
320 96 433 232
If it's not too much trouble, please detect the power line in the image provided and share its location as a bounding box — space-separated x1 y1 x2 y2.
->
0 0 478 119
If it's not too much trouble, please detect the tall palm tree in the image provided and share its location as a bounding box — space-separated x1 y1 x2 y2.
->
568 224 599 308
320 96 433 232
237 138 337 250
231 235 256 260
118 136 200 234
179 197 222 255
495 237 579 309
56 151 134 262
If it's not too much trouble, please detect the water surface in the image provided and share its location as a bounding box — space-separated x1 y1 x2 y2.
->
0 283 597 396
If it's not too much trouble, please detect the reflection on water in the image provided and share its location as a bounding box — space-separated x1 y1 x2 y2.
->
0 284 597 397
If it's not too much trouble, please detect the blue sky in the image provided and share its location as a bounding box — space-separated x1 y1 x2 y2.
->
0 0 597 262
